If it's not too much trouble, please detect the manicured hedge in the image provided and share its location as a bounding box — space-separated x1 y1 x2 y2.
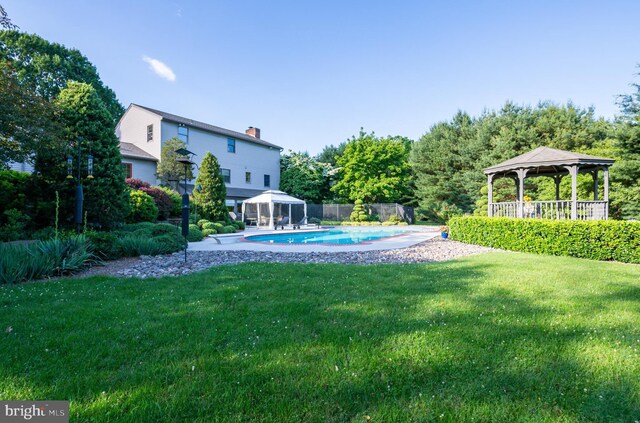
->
449 216 640 263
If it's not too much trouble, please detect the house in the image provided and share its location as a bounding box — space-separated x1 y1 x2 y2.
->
116 104 282 212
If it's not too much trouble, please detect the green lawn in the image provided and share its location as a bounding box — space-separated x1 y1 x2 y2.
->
1 253 640 422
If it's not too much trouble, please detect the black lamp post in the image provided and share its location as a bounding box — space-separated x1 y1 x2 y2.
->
66 137 94 234
175 148 196 262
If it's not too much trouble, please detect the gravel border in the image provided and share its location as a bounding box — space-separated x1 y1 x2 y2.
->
76 238 498 279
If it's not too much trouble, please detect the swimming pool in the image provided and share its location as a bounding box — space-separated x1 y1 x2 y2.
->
244 227 415 245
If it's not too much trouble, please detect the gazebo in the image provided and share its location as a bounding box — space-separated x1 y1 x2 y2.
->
241 190 307 230
484 147 615 220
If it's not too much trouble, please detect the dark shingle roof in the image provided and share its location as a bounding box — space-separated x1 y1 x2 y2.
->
484 146 615 175
119 142 158 161
132 104 282 150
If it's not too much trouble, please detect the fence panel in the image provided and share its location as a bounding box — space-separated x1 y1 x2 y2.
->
306 203 414 223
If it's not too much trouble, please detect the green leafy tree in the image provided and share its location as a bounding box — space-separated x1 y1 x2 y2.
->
0 61 61 166
33 82 128 228
193 152 228 222
0 30 123 120
331 130 412 203
0 5 17 30
157 137 194 189
315 142 347 167
280 151 331 203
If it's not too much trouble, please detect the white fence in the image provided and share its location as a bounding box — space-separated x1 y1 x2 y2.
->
489 201 608 220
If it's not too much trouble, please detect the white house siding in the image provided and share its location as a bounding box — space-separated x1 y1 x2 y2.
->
160 121 280 193
8 161 34 173
122 158 158 185
115 106 163 160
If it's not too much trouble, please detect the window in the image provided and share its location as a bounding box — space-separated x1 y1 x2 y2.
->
178 125 189 143
146 124 153 142
245 172 251 184
122 162 132 179
220 168 231 183
264 174 270 187
227 138 236 153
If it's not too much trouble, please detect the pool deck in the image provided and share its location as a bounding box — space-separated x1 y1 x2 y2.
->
188 226 440 252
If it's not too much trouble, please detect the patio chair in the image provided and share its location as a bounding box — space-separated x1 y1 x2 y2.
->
276 216 289 230
293 216 307 230
229 211 238 221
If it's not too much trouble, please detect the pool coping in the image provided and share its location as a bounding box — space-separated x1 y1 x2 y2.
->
189 226 440 252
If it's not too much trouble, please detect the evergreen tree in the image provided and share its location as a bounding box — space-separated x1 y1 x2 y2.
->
193 152 228 222
33 81 128 228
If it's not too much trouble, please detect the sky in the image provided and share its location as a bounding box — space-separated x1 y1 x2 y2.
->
4 0 640 155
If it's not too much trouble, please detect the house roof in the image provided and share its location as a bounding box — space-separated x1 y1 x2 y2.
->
119 142 158 161
484 146 615 175
130 104 283 150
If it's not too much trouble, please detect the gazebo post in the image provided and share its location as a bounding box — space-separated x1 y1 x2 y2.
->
566 165 578 220
487 174 494 217
257 203 261 228
516 169 528 218
268 202 274 230
553 175 562 201
288 203 292 227
603 166 609 219
592 169 599 201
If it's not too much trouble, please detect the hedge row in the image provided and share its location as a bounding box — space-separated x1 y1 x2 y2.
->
449 216 640 263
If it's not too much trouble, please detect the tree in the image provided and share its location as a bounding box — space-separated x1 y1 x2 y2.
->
193 152 228 222
0 31 123 121
33 81 128 228
0 61 61 167
610 67 640 219
410 103 615 219
157 137 194 189
315 142 347 167
0 4 18 30
280 151 331 203
331 130 412 203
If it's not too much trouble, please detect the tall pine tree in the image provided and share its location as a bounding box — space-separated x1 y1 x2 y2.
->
33 81 128 228
193 152 228 222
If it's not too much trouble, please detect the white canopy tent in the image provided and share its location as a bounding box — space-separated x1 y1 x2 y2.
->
241 190 307 230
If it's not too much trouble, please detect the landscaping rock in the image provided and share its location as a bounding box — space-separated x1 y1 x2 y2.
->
78 239 497 279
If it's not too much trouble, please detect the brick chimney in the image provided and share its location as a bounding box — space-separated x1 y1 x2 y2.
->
245 126 260 139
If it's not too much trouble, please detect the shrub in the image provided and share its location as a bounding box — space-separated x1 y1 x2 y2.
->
202 229 217 237
219 225 236 234
156 186 182 217
0 209 30 241
36 235 97 275
86 231 120 260
0 170 30 219
201 222 217 230
139 187 174 220
125 178 151 190
449 216 640 263
126 190 158 223
188 226 204 242
118 236 165 257
197 219 212 229
235 221 245 230
385 215 403 225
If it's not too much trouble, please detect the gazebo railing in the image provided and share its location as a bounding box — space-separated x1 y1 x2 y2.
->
489 200 608 220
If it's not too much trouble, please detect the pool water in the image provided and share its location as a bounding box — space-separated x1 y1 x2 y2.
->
244 227 413 245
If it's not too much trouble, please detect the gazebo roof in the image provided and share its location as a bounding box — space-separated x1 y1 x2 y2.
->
484 146 615 175
242 190 306 205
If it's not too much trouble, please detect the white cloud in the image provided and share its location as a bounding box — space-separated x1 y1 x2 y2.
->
142 56 176 82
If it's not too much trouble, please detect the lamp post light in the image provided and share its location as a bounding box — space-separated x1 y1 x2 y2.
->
66 137 94 234
175 148 196 262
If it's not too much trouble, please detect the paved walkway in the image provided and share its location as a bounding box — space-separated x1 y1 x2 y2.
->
188 226 440 252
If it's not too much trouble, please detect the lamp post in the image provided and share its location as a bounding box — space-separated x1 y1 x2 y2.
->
66 137 94 234
175 148 196 262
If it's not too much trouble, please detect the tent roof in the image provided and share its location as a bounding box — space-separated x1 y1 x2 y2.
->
484 146 615 175
242 190 306 204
